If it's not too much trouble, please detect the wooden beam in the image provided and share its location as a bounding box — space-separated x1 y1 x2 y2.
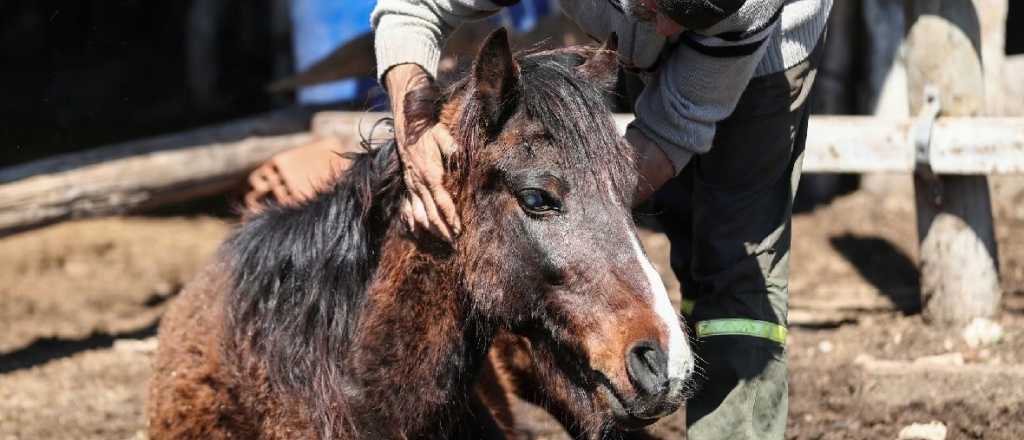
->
316 112 1024 175
611 114 1024 174
807 116 1024 174
2 109 1021 237
0 108 325 236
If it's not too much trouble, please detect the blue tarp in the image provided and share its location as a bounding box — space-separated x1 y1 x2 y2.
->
290 0 557 105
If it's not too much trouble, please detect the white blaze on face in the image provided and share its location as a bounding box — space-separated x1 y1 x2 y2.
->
605 180 692 380
627 232 693 379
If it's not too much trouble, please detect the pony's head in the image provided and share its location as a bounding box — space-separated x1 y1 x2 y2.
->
440 29 695 432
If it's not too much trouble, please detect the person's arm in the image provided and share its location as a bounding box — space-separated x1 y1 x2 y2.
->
630 0 785 175
372 0 506 83
372 0 506 242
628 126 674 206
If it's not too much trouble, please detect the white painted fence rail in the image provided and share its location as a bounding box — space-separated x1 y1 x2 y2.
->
317 112 1024 175
610 114 1024 175
315 113 1024 176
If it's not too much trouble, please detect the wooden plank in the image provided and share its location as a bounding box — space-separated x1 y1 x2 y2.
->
805 116 1024 174
929 117 1024 174
0 108 323 236
612 114 1024 174
803 117 913 173
325 112 1024 174
1 109 1021 236
169 111 1023 177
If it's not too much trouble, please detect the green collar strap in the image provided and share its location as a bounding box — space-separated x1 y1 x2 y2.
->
695 318 788 345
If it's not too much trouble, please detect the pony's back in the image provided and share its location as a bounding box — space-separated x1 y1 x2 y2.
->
147 139 403 439
224 135 402 400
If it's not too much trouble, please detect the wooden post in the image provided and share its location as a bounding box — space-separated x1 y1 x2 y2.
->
976 0 1008 116
905 0 1002 324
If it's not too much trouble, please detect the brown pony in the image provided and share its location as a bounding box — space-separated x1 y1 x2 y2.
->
147 29 693 439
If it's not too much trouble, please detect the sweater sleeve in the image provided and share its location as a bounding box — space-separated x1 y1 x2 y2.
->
630 0 784 173
371 0 505 82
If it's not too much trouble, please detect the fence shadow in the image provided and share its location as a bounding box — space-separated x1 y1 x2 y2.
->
0 322 159 374
829 233 922 314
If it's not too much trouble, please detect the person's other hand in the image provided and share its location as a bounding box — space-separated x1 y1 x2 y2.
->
245 137 352 213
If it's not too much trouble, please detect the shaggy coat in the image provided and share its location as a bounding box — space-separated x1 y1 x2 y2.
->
148 29 692 440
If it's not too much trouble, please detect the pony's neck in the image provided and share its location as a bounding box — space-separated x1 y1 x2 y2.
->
346 228 493 437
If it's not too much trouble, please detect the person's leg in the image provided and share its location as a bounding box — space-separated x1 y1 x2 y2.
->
654 40 823 440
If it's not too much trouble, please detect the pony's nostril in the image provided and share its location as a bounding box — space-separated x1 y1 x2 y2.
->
626 341 669 396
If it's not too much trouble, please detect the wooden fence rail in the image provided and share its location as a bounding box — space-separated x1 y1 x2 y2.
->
1 111 1022 236
615 115 1024 175
320 111 1024 174
0 108 324 236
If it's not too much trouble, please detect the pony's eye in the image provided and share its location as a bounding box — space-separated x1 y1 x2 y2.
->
516 189 560 213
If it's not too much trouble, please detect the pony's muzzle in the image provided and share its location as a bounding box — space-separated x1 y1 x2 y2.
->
626 340 668 396
623 340 685 422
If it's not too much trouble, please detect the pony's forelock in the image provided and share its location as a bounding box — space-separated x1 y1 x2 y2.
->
448 48 635 195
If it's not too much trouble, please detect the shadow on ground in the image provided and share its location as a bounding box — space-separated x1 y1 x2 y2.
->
0 322 159 374
829 233 922 314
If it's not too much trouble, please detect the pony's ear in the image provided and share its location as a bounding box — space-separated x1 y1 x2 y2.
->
576 33 619 91
472 28 519 135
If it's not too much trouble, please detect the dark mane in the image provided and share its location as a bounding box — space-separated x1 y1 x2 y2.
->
222 44 631 433
224 127 403 418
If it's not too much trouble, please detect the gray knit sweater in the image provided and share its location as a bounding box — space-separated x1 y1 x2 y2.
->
371 0 832 172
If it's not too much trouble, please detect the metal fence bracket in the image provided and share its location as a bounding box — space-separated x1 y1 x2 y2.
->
913 85 943 205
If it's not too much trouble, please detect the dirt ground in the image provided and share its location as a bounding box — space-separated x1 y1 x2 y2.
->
1 175 1022 439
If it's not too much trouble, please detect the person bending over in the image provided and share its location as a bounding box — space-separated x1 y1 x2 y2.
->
249 0 831 438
